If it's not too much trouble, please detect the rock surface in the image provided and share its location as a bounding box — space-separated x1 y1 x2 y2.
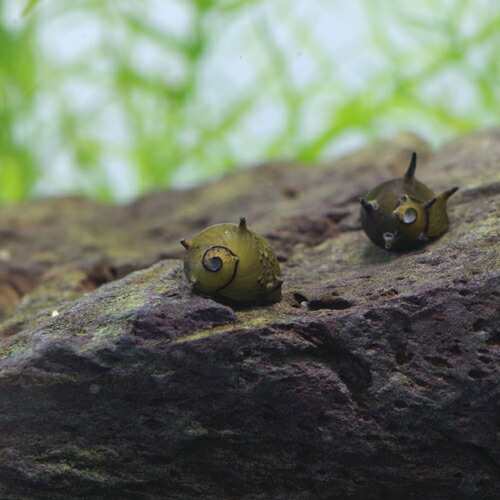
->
0 130 499 499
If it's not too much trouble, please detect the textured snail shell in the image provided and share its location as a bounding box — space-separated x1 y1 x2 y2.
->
181 218 282 305
360 152 458 251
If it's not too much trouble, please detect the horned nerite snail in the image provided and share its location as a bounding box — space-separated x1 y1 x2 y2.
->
181 218 282 304
360 152 458 251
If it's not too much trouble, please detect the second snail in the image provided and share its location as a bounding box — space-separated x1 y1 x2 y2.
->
360 152 459 251
181 217 282 305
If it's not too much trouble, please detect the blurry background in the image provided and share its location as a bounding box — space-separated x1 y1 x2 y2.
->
0 0 499 203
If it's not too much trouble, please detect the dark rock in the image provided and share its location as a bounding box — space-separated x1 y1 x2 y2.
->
0 130 499 499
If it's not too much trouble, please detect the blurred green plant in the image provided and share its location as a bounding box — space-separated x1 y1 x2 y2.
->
1 0 500 203
0 7 38 202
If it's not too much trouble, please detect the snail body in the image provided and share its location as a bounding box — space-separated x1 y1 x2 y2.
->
181 218 282 305
360 153 458 251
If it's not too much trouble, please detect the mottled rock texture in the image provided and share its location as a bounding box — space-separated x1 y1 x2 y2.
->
0 131 499 500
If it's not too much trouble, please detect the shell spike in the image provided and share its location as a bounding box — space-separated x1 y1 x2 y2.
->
440 186 459 201
424 197 437 210
404 152 417 182
360 198 378 213
180 239 192 249
239 217 248 230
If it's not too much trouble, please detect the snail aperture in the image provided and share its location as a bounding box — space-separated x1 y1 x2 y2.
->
181 217 282 305
360 152 459 251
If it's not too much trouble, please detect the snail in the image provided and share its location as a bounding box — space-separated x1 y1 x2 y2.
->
181 217 282 305
360 152 458 251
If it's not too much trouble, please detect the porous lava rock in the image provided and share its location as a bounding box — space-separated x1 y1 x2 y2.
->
0 131 499 499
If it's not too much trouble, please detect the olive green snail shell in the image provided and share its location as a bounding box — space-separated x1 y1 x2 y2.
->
360 152 459 251
181 217 282 305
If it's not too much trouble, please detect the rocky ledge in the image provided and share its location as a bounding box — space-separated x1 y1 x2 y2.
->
0 131 499 500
